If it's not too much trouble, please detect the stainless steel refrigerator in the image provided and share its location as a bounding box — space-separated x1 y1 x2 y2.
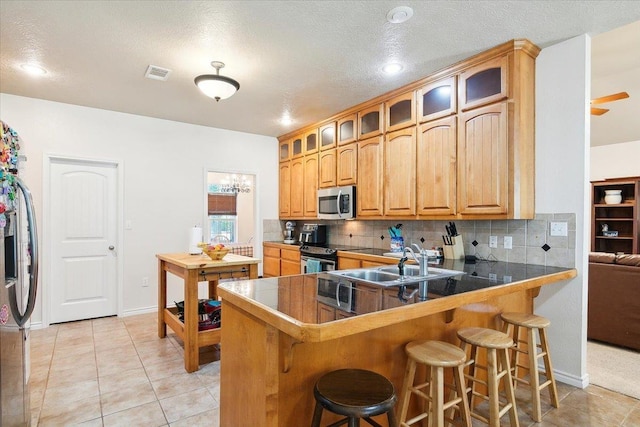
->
0 122 38 426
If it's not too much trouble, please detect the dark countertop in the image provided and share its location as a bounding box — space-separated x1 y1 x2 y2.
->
219 260 574 325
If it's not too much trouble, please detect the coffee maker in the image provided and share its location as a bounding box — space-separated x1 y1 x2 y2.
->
299 224 327 245
283 221 297 244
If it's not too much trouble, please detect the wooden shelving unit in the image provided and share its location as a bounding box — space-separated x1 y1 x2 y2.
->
591 177 640 254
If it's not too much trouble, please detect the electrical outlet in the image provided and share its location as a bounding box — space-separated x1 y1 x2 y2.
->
550 221 568 237
489 235 498 248
489 273 498 282
504 236 513 249
142 277 149 287
503 275 512 283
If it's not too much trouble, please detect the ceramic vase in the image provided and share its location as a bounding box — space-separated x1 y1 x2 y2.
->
604 190 623 204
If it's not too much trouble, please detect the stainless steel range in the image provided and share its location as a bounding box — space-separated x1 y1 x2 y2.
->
300 244 338 273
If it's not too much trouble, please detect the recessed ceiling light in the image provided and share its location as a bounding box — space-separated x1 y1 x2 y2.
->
386 6 414 24
280 113 293 126
20 64 47 76
382 63 403 75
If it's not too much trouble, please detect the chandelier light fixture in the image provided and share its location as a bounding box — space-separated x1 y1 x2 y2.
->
194 61 240 102
220 174 251 193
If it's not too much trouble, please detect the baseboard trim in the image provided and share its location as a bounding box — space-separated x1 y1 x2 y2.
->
122 306 162 317
554 368 589 389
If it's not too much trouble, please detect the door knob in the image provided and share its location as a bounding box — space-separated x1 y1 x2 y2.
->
108 246 115 250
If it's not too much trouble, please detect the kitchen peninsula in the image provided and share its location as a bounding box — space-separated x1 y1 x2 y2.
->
217 260 576 426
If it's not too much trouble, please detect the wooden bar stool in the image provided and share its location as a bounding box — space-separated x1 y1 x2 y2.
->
457 327 519 427
500 312 559 422
397 340 472 427
311 369 398 427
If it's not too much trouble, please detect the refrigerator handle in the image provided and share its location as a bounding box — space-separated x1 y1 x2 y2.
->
10 177 39 328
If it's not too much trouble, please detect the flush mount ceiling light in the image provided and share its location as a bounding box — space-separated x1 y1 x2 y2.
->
194 61 240 102
20 63 47 76
386 6 414 24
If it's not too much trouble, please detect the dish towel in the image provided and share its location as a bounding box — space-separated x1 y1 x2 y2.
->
306 259 322 273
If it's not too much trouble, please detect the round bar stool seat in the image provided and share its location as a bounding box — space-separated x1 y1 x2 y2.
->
398 340 472 427
457 327 519 427
311 369 398 427
501 312 559 422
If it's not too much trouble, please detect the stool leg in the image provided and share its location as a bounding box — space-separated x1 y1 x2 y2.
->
348 417 359 427
398 358 417 424
499 348 520 427
486 348 500 427
386 409 398 427
539 327 560 409
527 326 542 422
453 364 472 427
511 325 522 388
431 366 444 427
311 401 323 427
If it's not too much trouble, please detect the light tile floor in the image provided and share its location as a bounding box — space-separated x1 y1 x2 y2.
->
30 313 640 426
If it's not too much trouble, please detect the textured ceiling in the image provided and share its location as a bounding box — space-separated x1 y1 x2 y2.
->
1 1 639 146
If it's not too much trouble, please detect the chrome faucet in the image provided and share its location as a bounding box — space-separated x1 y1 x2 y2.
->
401 245 430 276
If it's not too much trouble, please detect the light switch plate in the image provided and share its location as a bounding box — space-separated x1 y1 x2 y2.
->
489 236 498 248
550 222 568 237
504 236 513 249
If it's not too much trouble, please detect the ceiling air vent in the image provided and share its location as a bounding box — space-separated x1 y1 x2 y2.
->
145 65 171 81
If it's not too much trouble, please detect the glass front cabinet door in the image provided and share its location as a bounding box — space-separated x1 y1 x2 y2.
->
458 56 508 111
319 122 336 151
291 134 304 159
337 114 357 145
304 129 318 154
417 76 457 123
385 91 416 132
358 103 384 140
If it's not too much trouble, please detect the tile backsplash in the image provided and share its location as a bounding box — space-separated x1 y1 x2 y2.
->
266 213 576 268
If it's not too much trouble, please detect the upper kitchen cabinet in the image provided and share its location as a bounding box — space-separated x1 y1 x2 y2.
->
337 114 358 146
459 55 507 111
357 136 384 217
279 161 291 217
384 127 416 216
417 76 457 123
279 140 290 162
385 91 416 132
289 157 304 217
416 116 457 216
457 102 508 215
303 154 319 218
358 104 384 140
290 134 304 159
318 148 337 188
319 122 336 151
304 130 319 154
337 143 358 186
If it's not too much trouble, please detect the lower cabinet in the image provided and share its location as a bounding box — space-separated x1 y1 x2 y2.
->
263 243 301 277
317 302 353 323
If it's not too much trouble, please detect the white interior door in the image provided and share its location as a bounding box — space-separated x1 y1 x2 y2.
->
49 158 118 323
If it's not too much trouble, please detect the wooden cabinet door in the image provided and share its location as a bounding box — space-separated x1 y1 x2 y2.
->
279 140 290 162
417 116 457 216
384 127 416 216
262 246 281 277
337 143 357 186
459 55 508 111
337 113 357 145
319 122 336 151
291 134 304 159
337 257 361 270
303 154 318 218
304 129 319 154
458 102 508 215
358 103 384 140
386 91 416 132
417 76 457 123
318 148 337 188
357 136 384 217
279 161 291 217
290 157 304 217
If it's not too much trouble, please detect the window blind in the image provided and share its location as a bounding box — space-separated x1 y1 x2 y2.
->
208 193 237 215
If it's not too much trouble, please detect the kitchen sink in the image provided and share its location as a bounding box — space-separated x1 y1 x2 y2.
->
328 265 465 287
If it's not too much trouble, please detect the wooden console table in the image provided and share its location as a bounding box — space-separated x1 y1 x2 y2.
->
157 252 260 372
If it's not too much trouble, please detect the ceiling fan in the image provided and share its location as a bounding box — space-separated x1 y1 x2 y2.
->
591 91 629 116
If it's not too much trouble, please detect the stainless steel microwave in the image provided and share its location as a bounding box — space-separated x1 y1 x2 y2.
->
317 186 356 220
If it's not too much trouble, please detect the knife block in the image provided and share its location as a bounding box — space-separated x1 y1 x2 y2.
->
443 235 465 260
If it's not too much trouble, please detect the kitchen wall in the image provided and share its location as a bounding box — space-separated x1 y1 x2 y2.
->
0 93 279 324
591 139 640 180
